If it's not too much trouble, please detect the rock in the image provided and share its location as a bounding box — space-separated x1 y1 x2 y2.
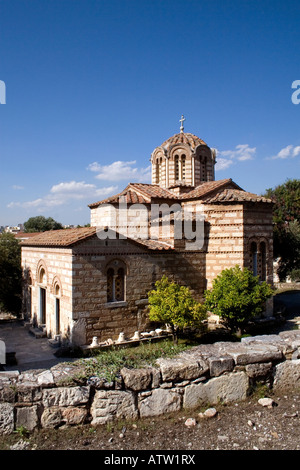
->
185 418 197 427
217 342 283 365
41 407 62 428
156 353 209 382
245 362 273 379
10 439 30 450
61 407 87 425
204 407 218 418
16 405 39 431
120 367 152 391
273 359 300 392
42 386 90 407
258 397 275 408
91 390 138 425
138 388 181 418
0 403 14 435
184 371 249 409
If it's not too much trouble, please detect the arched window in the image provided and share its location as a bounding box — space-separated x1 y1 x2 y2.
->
106 261 126 302
250 241 258 277
156 159 160 183
200 155 207 181
175 155 179 181
38 267 46 285
181 155 186 180
249 240 268 281
260 241 267 281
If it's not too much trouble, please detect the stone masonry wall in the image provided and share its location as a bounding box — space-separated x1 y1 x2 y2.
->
71 237 206 345
204 204 244 289
0 330 299 434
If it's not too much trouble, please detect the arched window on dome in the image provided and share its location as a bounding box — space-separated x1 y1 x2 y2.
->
200 155 207 181
175 155 179 181
181 155 186 180
156 159 160 183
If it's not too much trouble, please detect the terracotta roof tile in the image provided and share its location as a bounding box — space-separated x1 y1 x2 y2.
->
20 226 173 251
203 188 273 204
20 227 97 247
160 132 207 149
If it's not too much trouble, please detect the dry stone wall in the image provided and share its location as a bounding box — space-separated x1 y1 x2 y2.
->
0 330 300 434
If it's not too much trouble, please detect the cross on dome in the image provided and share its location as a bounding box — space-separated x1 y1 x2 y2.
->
179 114 185 133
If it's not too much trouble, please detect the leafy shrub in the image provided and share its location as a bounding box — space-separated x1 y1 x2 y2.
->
148 276 207 343
205 265 274 333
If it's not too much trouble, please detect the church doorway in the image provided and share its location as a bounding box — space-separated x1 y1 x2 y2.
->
55 297 60 335
39 287 46 325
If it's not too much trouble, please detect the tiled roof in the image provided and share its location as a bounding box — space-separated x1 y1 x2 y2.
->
160 132 207 149
203 188 273 204
89 183 178 208
20 226 173 251
21 227 97 247
179 179 241 200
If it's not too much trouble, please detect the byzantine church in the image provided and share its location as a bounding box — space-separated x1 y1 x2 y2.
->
21 118 273 346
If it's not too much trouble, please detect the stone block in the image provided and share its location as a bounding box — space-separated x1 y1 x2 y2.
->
217 341 282 365
0 403 14 435
41 407 62 429
138 388 182 418
16 405 39 431
183 371 249 409
156 355 209 382
61 407 88 425
273 359 300 392
245 362 273 379
42 386 90 407
120 367 152 391
91 390 138 425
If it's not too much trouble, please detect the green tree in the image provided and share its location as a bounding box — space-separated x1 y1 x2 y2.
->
24 216 63 233
205 266 274 334
264 179 300 280
148 276 207 343
0 233 22 315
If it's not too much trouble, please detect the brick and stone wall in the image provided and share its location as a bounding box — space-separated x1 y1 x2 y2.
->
21 246 73 340
0 330 299 434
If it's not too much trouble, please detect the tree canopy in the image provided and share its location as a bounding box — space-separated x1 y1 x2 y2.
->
205 265 274 333
264 179 300 280
0 232 22 315
148 275 207 342
24 216 63 233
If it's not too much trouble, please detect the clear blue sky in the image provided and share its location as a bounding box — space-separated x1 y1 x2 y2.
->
1 0 299 226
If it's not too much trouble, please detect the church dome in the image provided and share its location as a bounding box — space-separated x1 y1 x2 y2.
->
161 132 207 150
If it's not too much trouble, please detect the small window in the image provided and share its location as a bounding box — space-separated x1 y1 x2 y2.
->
260 242 267 281
106 263 126 302
181 155 186 180
175 155 179 180
250 242 258 277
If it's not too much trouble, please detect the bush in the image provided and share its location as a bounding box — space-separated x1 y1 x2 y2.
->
148 276 207 343
289 269 300 282
205 265 274 333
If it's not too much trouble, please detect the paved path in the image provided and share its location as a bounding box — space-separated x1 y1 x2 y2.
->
0 320 73 371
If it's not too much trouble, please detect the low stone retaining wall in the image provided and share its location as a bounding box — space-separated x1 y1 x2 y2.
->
1 330 300 434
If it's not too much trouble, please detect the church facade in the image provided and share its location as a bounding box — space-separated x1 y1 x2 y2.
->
21 124 274 346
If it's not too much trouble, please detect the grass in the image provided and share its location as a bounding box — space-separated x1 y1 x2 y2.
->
78 338 192 382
